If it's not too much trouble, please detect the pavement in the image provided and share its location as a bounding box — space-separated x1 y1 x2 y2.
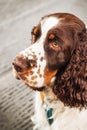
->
0 0 87 130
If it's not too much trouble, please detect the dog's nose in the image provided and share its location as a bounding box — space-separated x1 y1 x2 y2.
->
12 56 36 72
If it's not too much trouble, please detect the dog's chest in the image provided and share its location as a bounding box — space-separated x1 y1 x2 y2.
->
33 90 87 130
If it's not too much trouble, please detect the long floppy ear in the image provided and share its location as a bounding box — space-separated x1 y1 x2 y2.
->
71 17 86 47
78 29 87 42
53 24 87 109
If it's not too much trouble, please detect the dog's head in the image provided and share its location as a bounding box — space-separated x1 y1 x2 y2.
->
12 13 86 91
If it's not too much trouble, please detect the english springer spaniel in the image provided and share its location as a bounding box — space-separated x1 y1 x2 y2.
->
12 13 87 130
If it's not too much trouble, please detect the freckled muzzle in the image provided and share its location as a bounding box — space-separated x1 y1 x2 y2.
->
12 54 37 80
12 56 36 73
12 44 45 88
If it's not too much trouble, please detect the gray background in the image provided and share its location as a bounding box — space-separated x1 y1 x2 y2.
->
0 0 87 130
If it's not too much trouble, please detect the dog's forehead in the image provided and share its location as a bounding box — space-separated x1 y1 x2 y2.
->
41 17 59 35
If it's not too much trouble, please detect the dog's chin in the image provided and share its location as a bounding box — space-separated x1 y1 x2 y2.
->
31 86 45 91
13 71 45 91
25 83 45 91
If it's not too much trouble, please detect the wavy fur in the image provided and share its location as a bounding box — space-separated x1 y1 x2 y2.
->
53 32 87 108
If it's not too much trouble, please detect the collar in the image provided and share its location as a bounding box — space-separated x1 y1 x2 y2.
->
40 91 54 125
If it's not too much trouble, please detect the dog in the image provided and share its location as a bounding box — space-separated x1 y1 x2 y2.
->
12 13 87 130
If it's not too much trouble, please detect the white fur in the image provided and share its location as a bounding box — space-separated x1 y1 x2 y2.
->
41 17 59 39
32 90 87 130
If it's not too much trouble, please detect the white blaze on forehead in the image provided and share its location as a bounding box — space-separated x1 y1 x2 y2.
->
41 17 59 39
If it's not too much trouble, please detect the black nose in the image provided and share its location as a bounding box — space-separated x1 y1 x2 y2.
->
12 56 36 72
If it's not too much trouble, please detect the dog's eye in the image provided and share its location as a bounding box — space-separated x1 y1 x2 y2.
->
51 42 59 48
50 42 61 50
48 33 61 50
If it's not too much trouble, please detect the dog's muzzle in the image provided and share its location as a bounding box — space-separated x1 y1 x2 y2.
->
12 55 36 73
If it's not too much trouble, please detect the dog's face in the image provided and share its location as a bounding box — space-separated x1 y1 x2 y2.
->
12 13 85 90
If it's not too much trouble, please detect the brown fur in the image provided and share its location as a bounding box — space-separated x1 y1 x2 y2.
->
53 32 87 108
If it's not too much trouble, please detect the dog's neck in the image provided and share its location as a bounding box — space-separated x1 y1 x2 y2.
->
40 87 65 112
43 76 57 102
44 87 57 102
40 87 66 125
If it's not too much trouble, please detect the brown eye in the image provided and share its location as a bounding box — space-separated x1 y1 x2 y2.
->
50 42 61 50
52 42 59 47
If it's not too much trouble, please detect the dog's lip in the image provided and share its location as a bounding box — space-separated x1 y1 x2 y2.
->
30 86 45 91
14 71 21 80
13 68 45 91
16 75 21 80
13 66 21 80
25 83 45 91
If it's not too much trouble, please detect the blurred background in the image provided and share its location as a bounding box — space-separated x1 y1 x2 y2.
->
0 0 87 130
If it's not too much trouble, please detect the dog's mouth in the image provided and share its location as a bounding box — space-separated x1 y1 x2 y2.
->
12 60 57 92
13 68 45 91
26 83 45 91
13 67 23 80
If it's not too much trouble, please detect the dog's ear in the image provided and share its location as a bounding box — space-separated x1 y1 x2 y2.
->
78 29 87 42
73 17 86 40
74 19 87 42
67 17 87 52
53 27 87 109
